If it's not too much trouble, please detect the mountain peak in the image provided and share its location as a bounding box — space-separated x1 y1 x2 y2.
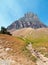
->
24 12 34 18
7 12 47 31
24 12 39 22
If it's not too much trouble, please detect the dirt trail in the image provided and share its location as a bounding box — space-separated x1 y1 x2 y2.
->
26 43 48 65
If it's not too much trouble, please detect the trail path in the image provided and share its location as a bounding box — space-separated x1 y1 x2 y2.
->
26 43 48 65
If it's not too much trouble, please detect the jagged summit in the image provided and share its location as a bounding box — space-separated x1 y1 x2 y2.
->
24 12 35 18
7 12 47 31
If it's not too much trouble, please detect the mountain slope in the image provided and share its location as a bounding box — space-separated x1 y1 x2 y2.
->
11 28 48 58
0 28 48 65
0 34 35 65
7 12 47 31
12 28 48 38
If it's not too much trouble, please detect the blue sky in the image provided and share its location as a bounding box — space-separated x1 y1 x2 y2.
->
0 0 48 28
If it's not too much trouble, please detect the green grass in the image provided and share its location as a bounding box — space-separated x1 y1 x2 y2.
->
17 36 48 58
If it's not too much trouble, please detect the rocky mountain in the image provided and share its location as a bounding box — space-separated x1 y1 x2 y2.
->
7 12 47 31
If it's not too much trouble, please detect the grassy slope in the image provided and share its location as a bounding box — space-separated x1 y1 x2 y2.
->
0 28 48 65
0 34 35 65
12 28 48 57
27 28 48 57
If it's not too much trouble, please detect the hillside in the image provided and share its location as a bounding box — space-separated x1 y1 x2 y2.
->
7 12 47 31
11 28 48 57
12 28 48 37
11 28 48 65
0 34 35 65
0 27 48 65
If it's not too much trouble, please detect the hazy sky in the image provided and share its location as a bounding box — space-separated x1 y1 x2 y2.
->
0 0 48 28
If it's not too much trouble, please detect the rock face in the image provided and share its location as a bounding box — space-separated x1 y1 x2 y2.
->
7 12 47 30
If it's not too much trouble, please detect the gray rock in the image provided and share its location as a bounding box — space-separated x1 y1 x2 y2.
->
7 12 47 30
